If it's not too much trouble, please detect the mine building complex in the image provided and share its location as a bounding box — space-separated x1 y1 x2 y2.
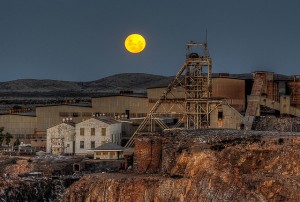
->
0 41 299 151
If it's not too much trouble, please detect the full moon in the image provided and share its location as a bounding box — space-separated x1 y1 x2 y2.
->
124 34 146 53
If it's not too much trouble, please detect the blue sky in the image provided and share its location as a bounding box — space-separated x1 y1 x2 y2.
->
0 0 299 81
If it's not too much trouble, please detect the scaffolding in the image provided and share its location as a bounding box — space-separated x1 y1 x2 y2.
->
125 41 213 147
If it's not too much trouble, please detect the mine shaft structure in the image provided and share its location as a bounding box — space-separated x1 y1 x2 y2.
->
125 41 217 147
185 42 212 128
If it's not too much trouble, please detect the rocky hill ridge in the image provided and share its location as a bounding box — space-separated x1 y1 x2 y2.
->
0 73 172 93
0 73 293 94
63 129 300 201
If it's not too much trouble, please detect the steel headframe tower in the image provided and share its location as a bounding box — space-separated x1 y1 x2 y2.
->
185 41 212 128
125 41 212 147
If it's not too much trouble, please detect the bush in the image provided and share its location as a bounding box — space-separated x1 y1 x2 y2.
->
210 144 225 151
278 138 284 145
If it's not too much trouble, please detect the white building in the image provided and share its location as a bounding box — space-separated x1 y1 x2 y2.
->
46 122 75 155
75 117 122 155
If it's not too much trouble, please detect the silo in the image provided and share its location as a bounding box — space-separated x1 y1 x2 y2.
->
288 76 300 108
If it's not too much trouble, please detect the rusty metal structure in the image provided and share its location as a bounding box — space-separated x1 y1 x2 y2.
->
245 72 300 130
288 76 300 108
244 72 267 130
125 41 218 147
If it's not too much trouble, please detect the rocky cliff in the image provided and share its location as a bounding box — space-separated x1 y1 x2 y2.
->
63 129 300 201
0 156 82 202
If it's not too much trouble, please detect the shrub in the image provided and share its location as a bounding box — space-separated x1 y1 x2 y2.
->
210 144 225 151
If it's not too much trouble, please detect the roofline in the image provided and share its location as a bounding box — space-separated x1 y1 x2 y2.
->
0 113 37 117
47 122 75 130
147 77 246 89
89 149 124 151
92 94 147 99
76 117 120 125
36 104 92 108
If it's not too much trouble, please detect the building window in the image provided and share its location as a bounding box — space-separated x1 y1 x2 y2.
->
72 112 80 117
80 141 84 149
80 128 84 136
218 111 223 120
102 152 108 155
91 128 95 136
91 141 95 149
125 110 130 119
101 128 106 136
82 112 92 117
59 112 69 117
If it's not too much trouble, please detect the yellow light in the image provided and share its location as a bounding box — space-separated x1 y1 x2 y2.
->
124 34 146 54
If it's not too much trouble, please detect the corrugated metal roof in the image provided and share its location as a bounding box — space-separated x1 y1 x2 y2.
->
36 103 92 108
94 116 120 125
48 122 75 129
64 122 76 127
92 94 147 99
90 142 124 151
0 113 36 117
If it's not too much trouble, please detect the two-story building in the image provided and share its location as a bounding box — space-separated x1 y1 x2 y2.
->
75 117 122 155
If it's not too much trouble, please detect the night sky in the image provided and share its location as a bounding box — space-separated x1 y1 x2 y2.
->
0 0 300 82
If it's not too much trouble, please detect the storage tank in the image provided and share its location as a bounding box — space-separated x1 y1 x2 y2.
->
288 76 300 108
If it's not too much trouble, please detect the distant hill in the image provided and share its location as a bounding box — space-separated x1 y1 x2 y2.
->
0 72 293 97
83 73 173 92
0 73 173 95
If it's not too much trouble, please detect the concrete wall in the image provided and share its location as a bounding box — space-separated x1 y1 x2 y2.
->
92 96 149 118
36 105 93 132
0 114 37 135
210 104 244 129
0 114 37 145
147 87 185 100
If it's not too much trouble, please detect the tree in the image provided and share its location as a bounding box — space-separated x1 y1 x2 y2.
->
5 132 13 146
0 127 4 146
0 127 12 146
14 138 21 147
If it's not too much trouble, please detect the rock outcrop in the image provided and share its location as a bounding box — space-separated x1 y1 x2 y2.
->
63 129 300 201
0 155 82 201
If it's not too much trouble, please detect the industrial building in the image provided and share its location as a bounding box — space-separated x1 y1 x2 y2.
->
46 117 122 155
1 41 300 149
0 76 246 147
0 72 300 148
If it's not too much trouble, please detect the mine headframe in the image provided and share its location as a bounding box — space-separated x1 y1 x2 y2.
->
185 41 212 128
125 41 214 147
